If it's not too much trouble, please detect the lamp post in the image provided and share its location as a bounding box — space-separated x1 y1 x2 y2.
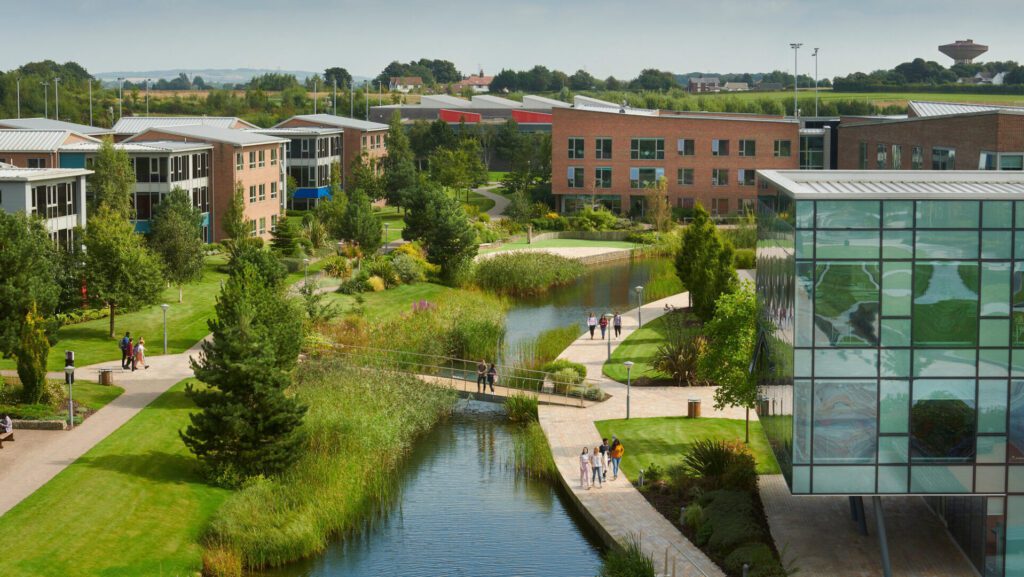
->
63 352 75 430
40 81 48 118
117 77 125 119
635 285 645 327
313 78 318 114
623 361 634 419
303 258 311 285
813 47 820 117
161 303 169 354
790 43 803 118
384 222 390 246
53 77 60 120
145 78 151 115
15 76 20 118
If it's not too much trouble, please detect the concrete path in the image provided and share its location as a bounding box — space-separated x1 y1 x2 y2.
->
0 342 202 516
475 184 508 219
539 291 736 577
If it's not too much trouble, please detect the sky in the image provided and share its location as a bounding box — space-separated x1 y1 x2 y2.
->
2 0 1022 79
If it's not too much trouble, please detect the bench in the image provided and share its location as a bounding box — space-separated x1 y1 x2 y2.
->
0 431 13 448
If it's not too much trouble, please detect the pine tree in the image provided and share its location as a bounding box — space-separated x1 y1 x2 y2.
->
341 188 382 253
181 260 306 484
149 187 205 302
416 183 478 285
676 203 738 322
382 111 417 209
270 215 301 256
222 182 250 253
16 305 51 405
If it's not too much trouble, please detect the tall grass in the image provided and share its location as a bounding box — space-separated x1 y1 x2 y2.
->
599 535 656 577
502 323 581 391
643 258 685 302
510 421 557 481
202 360 457 571
475 252 586 296
504 393 539 423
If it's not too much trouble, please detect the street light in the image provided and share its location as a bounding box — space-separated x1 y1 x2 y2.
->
15 76 20 118
161 303 169 354
40 81 48 118
635 285 645 327
384 222 390 246
303 258 311 284
63 353 75 430
53 77 60 120
623 361 634 419
313 78 318 114
813 47 820 117
117 77 125 119
145 78 151 115
790 43 803 118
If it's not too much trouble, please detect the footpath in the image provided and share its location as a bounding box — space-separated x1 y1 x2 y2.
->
539 291 743 577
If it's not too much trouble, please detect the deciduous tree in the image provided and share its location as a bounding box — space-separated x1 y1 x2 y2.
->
90 138 134 216
149 187 205 302
701 284 758 442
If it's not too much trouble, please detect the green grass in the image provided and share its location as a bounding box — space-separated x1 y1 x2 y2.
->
0 379 230 576
604 313 676 383
480 238 637 253
594 416 780 477
447 188 495 215
488 171 508 183
0 257 229 372
322 282 455 322
375 206 406 243
74 381 125 412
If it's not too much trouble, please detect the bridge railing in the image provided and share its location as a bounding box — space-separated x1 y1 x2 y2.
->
325 343 604 407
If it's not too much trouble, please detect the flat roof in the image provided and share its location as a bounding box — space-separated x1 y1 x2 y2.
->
0 166 93 182
758 170 1024 199
0 129 100 152
60 140 212 153
0 117 113 136
112 116 258 134
127 125 287 147
280 114 388 131
564 106 797 124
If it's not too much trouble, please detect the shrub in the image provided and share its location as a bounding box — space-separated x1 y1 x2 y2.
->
699 490 764 556
366 275 386 292
599 536 655 577
653 334 707 386
505 393 539 423
364 257 399 288
681 439 758 492
723 543 787 577
474 252 586 296
644 462 664 483
474 221 501 244
390 253 425 284
337 270 371 294
570 207 618 231
321 255 352 279
733 248 756 270
550 367 583 394
683 502 705 530
542 358 587 380
477 211 491 223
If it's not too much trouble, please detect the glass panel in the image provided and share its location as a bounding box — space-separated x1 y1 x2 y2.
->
981 319 1010 347
879 436 908 463
880 349 910 378
794 380 812 464
815 200 880 229
1010 382 1024 462
1008 496 1024 575
815 263 880 346
982 262 1011 317
982 231 1012 259
1016 202 1024 228
913 262 979 347
815 230 879 259
880 380 909 433
980 380 1008 433
877 466 908 493
883 200 913 229
915 231 978 259
795 201 814 229
791 466 810 493
914 349 976 377
814 349 878 377
911 379 976 462
916 200 979 228
910 465 973 493
812 466 876 493
795 349 812 377
985 201 1014 228
882 261 912 317
881 319 911 347
1013 263 1024 346
980 349 1009 378
976 466 1006 493
882 230 913 259
795 230 814 259
1014 352 1024 377
978 436 1008 463
813 380 877 463
1012 468 1024 491
795 263 813 347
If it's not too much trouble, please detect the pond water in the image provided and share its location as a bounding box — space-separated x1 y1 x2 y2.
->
261 404 604 577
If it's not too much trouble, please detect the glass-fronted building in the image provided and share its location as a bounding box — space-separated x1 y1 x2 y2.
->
756 170 1024 577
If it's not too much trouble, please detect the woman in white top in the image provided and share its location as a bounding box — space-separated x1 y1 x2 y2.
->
587 312 597 339
579 447 591 489
133 337 149 371
590 446 603 488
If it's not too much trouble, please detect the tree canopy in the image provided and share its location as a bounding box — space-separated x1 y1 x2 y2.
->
701 284 759 442
675 203 737 322
148 187 205 302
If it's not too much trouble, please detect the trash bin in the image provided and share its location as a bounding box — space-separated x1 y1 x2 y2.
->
98 368 114 386
687 398 701 418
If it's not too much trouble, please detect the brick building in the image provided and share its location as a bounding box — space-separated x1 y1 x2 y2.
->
128 125 287 242
251 127 344 210
0 164 90 247
273 114 388 190
0 117 113 138
551 106 804 215
111 116 258 142
0 129 99 168
837 110 1024 172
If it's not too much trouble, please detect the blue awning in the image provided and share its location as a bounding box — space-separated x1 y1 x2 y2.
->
293 186 332 200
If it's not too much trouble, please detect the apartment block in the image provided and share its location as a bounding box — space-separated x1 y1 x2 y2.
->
0 129 100 168
273 114 388 190
111 116 258 142
251 127 343 210
0 117 114 138
128 125 286 242
0 163 90 247
551 106 804 215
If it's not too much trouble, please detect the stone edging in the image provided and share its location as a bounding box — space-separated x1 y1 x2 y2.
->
12 419 67 430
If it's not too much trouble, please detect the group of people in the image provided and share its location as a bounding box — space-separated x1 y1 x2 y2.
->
586 312 622 340
579 435 625 489
119 332 149 371
475 360 498 393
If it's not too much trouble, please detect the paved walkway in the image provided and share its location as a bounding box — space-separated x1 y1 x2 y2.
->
539 290 737 577
0 343 202 516
475 184 509 219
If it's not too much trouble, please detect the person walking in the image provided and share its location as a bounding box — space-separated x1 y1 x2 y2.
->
476 359 487 393
119 331 132 369
587 312 597 339
590 446 603 488
599 438 610 481
613 312 622 338
609 436 625 480
579 447 591 490
486 363 497 393
133 337 149 371
598 315 608 340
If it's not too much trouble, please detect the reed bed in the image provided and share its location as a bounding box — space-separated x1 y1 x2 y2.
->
475 252 587 297
510 421 557 481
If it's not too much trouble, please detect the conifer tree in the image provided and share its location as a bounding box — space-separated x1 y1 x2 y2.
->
676 203 737 321
340 188 382 253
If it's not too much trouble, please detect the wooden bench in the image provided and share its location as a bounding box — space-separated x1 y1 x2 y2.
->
0 431 13 448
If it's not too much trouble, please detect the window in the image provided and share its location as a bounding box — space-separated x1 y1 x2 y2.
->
677 138 695 156
630 138 664 160
711 198 730 215
568 137 585 159
677 168 694 185
258 150 266 167
249 220 257 237
858 142 868 169
738 139 756 157
679 197 695 210
27 158 47 168
270 214 278 232
249 185 256 203
236 153 243 170
567 166 584 188
271 181 278 199
876 144 887 169
361 135 367 149
712 168 729 186
249 151 256 169
982 152 1024 171
629 167 664 188
258 184 266 201
799 135 825 169
932 147 956 170
774 140 792 157
912 146 923 169
270 148 278 166
711 139 730 156
595 138 612 159
595 167 612 188
738 169 755 186
258 217 266 236
892 144 902 169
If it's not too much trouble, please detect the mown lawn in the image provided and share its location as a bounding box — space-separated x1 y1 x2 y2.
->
375 206 406 243
594 416 780 477
0 379 229 577
0 256 229 372
603 313 677 383
75 381 125 412
322 282 456 322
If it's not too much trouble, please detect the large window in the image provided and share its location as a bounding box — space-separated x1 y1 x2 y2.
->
567 166 584 188
595 167 612 189
911 380 976 462
595 138 612 159
932 147 956 170
677 138 694 156
27 158 47 168
738 139 756 157
630 138 664 160
236 152 243 170
876 144 887 169
858 142 868 169
677 168 693 185
912 146 923 169
892 144 902 169
249 185 257 203
248 151 257 169
738 168 755 186
711 139 730 156
981 152 1024 171
774 139 792 158
629 167 663 188
711 198 729 215
568 137 585 159
800 135 825 169
711 168 729 186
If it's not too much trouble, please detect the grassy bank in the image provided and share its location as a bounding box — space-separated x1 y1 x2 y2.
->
0 380 229 576
603 313 681 384
475 251 587 296
594 417 780 476
321 282 455 321
204 361 457 570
